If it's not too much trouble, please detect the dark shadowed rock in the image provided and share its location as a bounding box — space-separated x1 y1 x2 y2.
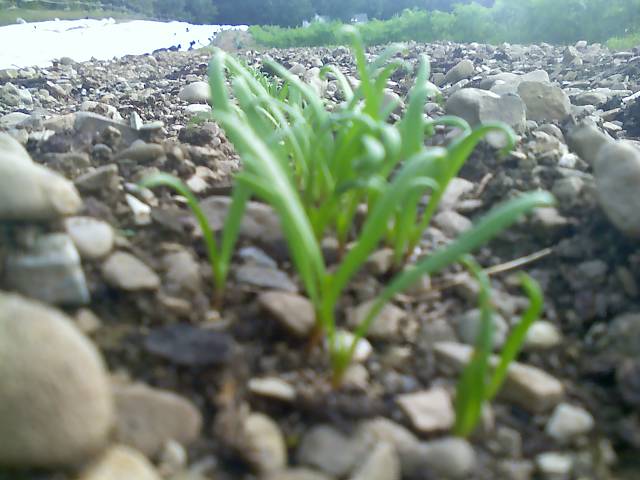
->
144 323 235 366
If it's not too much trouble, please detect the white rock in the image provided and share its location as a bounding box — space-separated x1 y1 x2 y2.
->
242 413 287 473
157 439 187 477
0 132 82 221
78 445 161 480
0 292 113 467
65 216 115 259
524 321 562 350
349 441 400 480
433 210 473 237
348 299 406 340
535 452 573 480
102 251 160 291
178 81 210 103
333 330 372 362
422 437 476 480
186 103 212 114
397 387 455 433
248 377 296 402
126 193 152 225
545 403 594 443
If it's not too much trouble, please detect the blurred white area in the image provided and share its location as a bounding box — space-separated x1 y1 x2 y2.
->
0 18 247 69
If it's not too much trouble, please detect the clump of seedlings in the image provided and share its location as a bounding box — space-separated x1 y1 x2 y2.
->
207 27 554 385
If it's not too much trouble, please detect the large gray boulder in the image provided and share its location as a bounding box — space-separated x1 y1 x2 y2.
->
567 124 612 166
594 140 640 238
445 88 526 146
517 81 571 122
0 292 113 467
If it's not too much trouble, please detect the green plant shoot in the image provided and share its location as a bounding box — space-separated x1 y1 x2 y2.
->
140 173 250 309
453 256 544 437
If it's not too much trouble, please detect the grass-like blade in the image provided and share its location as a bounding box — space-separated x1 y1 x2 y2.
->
487 273 543 400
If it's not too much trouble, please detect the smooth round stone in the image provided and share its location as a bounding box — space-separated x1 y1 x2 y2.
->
524 321 562 350
0 133 82 221
241 413 287 473
65 216 115 259
594 141 640 237
102 251 160 291
0 292 113 467
545 403 594 443
186 104 212 114
113 383 202 457
178 82 210 103
78 445 161 480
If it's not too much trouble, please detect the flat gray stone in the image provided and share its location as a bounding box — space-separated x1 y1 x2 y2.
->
446 88 526 136
236 265 297 292
5 233 89 305
258 291 315 337
517 81 571 122
297 425 373 478
74 111 138 145
442 59 475 85
113 383 202 457
102 251 160 291
64 216 115 259
74 164 120 193
397 387 455 433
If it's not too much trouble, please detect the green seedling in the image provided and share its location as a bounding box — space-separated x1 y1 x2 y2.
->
453 256 544 437
239 57 290 101
140 173 250 309
208 32 554 385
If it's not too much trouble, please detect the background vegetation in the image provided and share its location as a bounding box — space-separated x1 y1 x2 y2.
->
250 0 640 48
1 0 638 49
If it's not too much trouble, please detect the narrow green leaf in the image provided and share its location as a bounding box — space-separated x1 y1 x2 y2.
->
487 273 543 400
349 191 554 360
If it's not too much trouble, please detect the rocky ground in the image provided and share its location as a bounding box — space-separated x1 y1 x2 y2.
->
0 39 639 480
